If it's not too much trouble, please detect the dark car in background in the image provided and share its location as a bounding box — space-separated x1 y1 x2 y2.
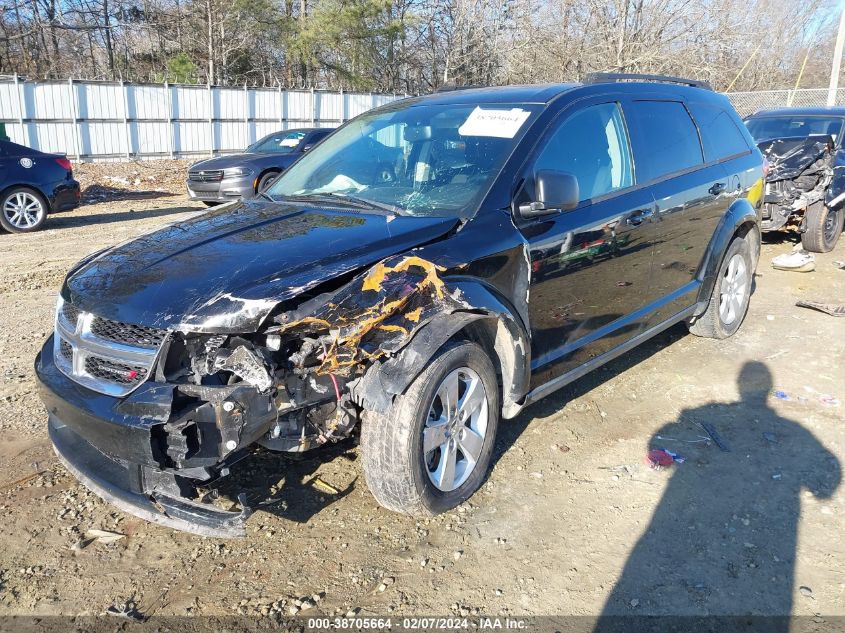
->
0 140 80 233
186 128 334 205
745 107 845 252
37 75 763 536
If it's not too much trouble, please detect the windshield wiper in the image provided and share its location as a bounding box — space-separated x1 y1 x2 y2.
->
325 192 402 214
257 191 275 202
279 193 404 215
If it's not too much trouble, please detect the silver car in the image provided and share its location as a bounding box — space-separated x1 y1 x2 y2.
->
186 128 333 205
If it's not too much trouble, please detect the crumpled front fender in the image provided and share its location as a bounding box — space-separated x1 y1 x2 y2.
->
346 279 531 420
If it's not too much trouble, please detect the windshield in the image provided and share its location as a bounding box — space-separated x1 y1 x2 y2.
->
266 102 539 218
745 116 844 144
247 131 306 154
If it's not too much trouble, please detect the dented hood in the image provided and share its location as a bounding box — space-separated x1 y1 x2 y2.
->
63 200 459 332
757 135 832 181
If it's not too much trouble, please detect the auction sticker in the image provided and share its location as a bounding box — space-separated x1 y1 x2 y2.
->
19 157 33 168
459 107 530 138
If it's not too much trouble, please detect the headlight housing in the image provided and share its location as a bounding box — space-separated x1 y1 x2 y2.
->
225 167 254 177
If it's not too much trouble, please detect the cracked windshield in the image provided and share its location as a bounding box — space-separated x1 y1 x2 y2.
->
267 103 538 217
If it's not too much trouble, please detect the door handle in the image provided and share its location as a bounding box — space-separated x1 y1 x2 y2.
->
709 182 727 196
626 208 654 226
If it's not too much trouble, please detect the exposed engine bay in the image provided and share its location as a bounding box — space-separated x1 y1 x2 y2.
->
42 255 487 536
758 135 845 231
164 256 468 462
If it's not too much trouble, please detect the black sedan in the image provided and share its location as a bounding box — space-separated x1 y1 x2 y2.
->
186 128 333 205
0 140 81 233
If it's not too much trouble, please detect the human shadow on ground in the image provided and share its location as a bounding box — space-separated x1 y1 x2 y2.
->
594 361 840 632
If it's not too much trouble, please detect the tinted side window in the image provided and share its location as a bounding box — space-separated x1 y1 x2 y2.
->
626 101 703 182
688 103 750 161
534 102 634 202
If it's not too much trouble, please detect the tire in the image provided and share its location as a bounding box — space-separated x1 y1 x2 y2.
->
361 340 500 515
688 236 753 339
257 171 280 193
0 187 48 233
802 202 844 253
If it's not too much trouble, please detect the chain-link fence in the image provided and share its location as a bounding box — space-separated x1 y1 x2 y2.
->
726 88 845 117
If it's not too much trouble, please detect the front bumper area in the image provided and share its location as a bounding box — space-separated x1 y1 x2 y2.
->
36 341 254 537
49 417 250 537
187 175 255 203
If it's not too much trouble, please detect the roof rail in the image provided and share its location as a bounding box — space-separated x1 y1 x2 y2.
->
436 83 487 93
584 72 713 91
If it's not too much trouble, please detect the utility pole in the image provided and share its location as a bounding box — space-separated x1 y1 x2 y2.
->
828 2 845 106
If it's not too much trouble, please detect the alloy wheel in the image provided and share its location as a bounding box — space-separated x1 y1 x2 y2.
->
823 209 839 244
718 253 749 325
3 192 44 229
422 367 489 492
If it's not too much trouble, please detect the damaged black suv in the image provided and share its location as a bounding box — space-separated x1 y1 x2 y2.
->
36 74 764 537
745 107 845 252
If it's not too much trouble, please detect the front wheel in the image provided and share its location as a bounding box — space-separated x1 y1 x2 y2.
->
802 202 844 253
361 340 500 515
257 171 280 193
688 236 753 339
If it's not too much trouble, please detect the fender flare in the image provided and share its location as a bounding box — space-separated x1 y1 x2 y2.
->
349 280 531 420
694 197 760 315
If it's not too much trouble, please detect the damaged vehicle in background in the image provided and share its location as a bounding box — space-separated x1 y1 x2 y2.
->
745 108 845 252
36 75 764 537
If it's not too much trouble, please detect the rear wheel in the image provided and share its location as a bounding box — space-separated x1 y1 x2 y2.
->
688 236 753 339
0 188 47 233
361 340 499 515
802 201 843 253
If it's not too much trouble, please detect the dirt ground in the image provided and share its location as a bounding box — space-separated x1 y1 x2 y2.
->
1 162 844 625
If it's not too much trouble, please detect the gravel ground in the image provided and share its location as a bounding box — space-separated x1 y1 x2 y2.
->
0 165 844 625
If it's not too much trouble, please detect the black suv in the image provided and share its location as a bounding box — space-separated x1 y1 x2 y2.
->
36 75 764 536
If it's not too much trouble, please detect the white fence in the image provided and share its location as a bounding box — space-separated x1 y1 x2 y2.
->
0 75 403 161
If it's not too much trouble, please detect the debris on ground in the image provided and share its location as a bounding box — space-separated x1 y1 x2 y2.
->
698 422 730 452
73 528 126 550
106 599 145 621
804 386 842 407
645 449 684 469
833 260 845 270
74 160 192 203
311 477 340 495
795 300 845 317
772 250 816 272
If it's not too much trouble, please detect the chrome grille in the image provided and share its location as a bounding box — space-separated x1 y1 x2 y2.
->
188 170 223 182
62 302 80 325
54 297 166 397
90 317 167 349
84 357 148 386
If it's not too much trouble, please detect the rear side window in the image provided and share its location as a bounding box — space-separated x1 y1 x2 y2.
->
533 102 634 202
626 101 703 182
688 103 750 161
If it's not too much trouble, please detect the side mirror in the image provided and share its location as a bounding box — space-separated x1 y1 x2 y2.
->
519 170 579 218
